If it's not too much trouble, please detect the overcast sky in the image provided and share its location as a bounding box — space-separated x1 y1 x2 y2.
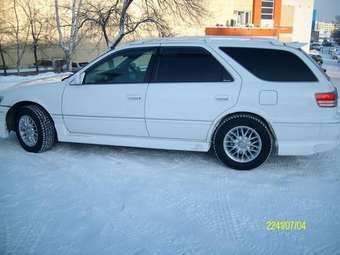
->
314 0 340 22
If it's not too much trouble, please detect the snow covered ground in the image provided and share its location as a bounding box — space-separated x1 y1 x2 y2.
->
1 59 340 255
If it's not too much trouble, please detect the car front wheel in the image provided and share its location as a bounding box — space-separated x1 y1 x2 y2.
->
15 105 56 153
213 114 273 170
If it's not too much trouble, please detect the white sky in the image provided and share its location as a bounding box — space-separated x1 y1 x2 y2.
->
314 0 340 22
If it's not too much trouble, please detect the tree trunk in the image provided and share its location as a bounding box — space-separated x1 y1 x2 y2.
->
16 46 20 74
108 0 133 49
64 49 72 72
33 42 39 73
0 44 7 76
109 32 124 49
102 25 109 47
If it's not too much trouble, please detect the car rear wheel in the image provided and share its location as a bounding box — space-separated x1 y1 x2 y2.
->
213 114 273 170
15 105 56 153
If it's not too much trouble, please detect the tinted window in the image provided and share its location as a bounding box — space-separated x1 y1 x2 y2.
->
154 47 233 83
220 47 318 82
83 48 155 84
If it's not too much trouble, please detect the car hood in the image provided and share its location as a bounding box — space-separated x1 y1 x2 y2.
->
0 73 72 93
0 73 71 108
13 73 72 89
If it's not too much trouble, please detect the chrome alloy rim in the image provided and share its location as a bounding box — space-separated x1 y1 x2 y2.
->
18 115 38 147
223 126 262 163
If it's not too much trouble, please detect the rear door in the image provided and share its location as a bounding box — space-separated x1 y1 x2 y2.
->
145 45 242 141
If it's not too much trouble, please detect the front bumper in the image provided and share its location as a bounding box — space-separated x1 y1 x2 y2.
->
0 106 10 138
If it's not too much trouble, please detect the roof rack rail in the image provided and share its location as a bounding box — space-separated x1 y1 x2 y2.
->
121 36 290 48
284 42 306 49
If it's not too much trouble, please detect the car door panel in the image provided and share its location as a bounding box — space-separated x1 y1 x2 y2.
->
62 84 147 136
146 82 240 140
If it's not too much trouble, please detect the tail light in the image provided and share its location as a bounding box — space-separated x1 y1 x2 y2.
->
315 90 338 107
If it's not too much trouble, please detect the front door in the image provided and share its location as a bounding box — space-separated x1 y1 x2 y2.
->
62 47 157 137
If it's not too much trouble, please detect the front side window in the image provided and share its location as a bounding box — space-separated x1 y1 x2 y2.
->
220 47 318 82
153 47 233 83
83 48 155 84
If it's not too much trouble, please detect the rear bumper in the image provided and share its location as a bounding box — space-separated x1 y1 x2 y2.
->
273 120 340 156
0 106 10 138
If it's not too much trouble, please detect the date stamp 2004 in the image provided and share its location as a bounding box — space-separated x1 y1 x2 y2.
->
266 220 307 231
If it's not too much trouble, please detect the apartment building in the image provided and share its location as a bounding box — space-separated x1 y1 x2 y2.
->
202 0 314 50
316 21 337 39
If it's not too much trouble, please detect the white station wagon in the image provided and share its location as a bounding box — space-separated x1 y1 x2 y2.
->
0 37 339 170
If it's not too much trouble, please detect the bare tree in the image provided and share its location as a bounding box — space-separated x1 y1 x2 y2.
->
0 9 10 75
7 0 30 73
109 0 139 48
78 0 120 46
80 0 206 49
0 41 8 75
20 1 46 73
109 0 206 48
54 0 83 71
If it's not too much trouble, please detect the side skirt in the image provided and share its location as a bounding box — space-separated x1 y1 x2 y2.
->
53 116 210 152
59 132 210 152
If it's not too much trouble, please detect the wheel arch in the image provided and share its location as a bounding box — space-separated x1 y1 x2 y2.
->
209 111 278 154
6 101 56 134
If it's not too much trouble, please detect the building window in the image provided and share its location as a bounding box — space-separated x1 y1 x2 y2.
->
235 11 252 26
261 0 274 20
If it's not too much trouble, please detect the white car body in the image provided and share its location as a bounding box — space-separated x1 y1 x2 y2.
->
1 37 340 157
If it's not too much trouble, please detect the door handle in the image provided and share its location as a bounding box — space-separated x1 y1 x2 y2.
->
215 95 230 101
127 95 142 100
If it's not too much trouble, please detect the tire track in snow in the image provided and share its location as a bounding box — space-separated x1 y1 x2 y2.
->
0 223 10 254
215 176 237 241
8 202 46 254
217 176 274 255
308 241 340 255
7 184 58 255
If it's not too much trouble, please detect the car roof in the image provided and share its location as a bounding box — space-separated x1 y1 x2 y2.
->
122 36 288 49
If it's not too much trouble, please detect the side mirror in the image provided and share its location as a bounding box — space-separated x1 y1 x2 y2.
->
69 72 85 85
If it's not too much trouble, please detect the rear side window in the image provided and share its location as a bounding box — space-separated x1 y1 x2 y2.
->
220 47 318 82
154 47 233 83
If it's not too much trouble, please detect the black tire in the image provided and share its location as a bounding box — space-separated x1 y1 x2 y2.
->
213 114 273 170
15 105 56 153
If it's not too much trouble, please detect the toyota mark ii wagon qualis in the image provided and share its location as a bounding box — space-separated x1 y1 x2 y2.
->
0 37 340 170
